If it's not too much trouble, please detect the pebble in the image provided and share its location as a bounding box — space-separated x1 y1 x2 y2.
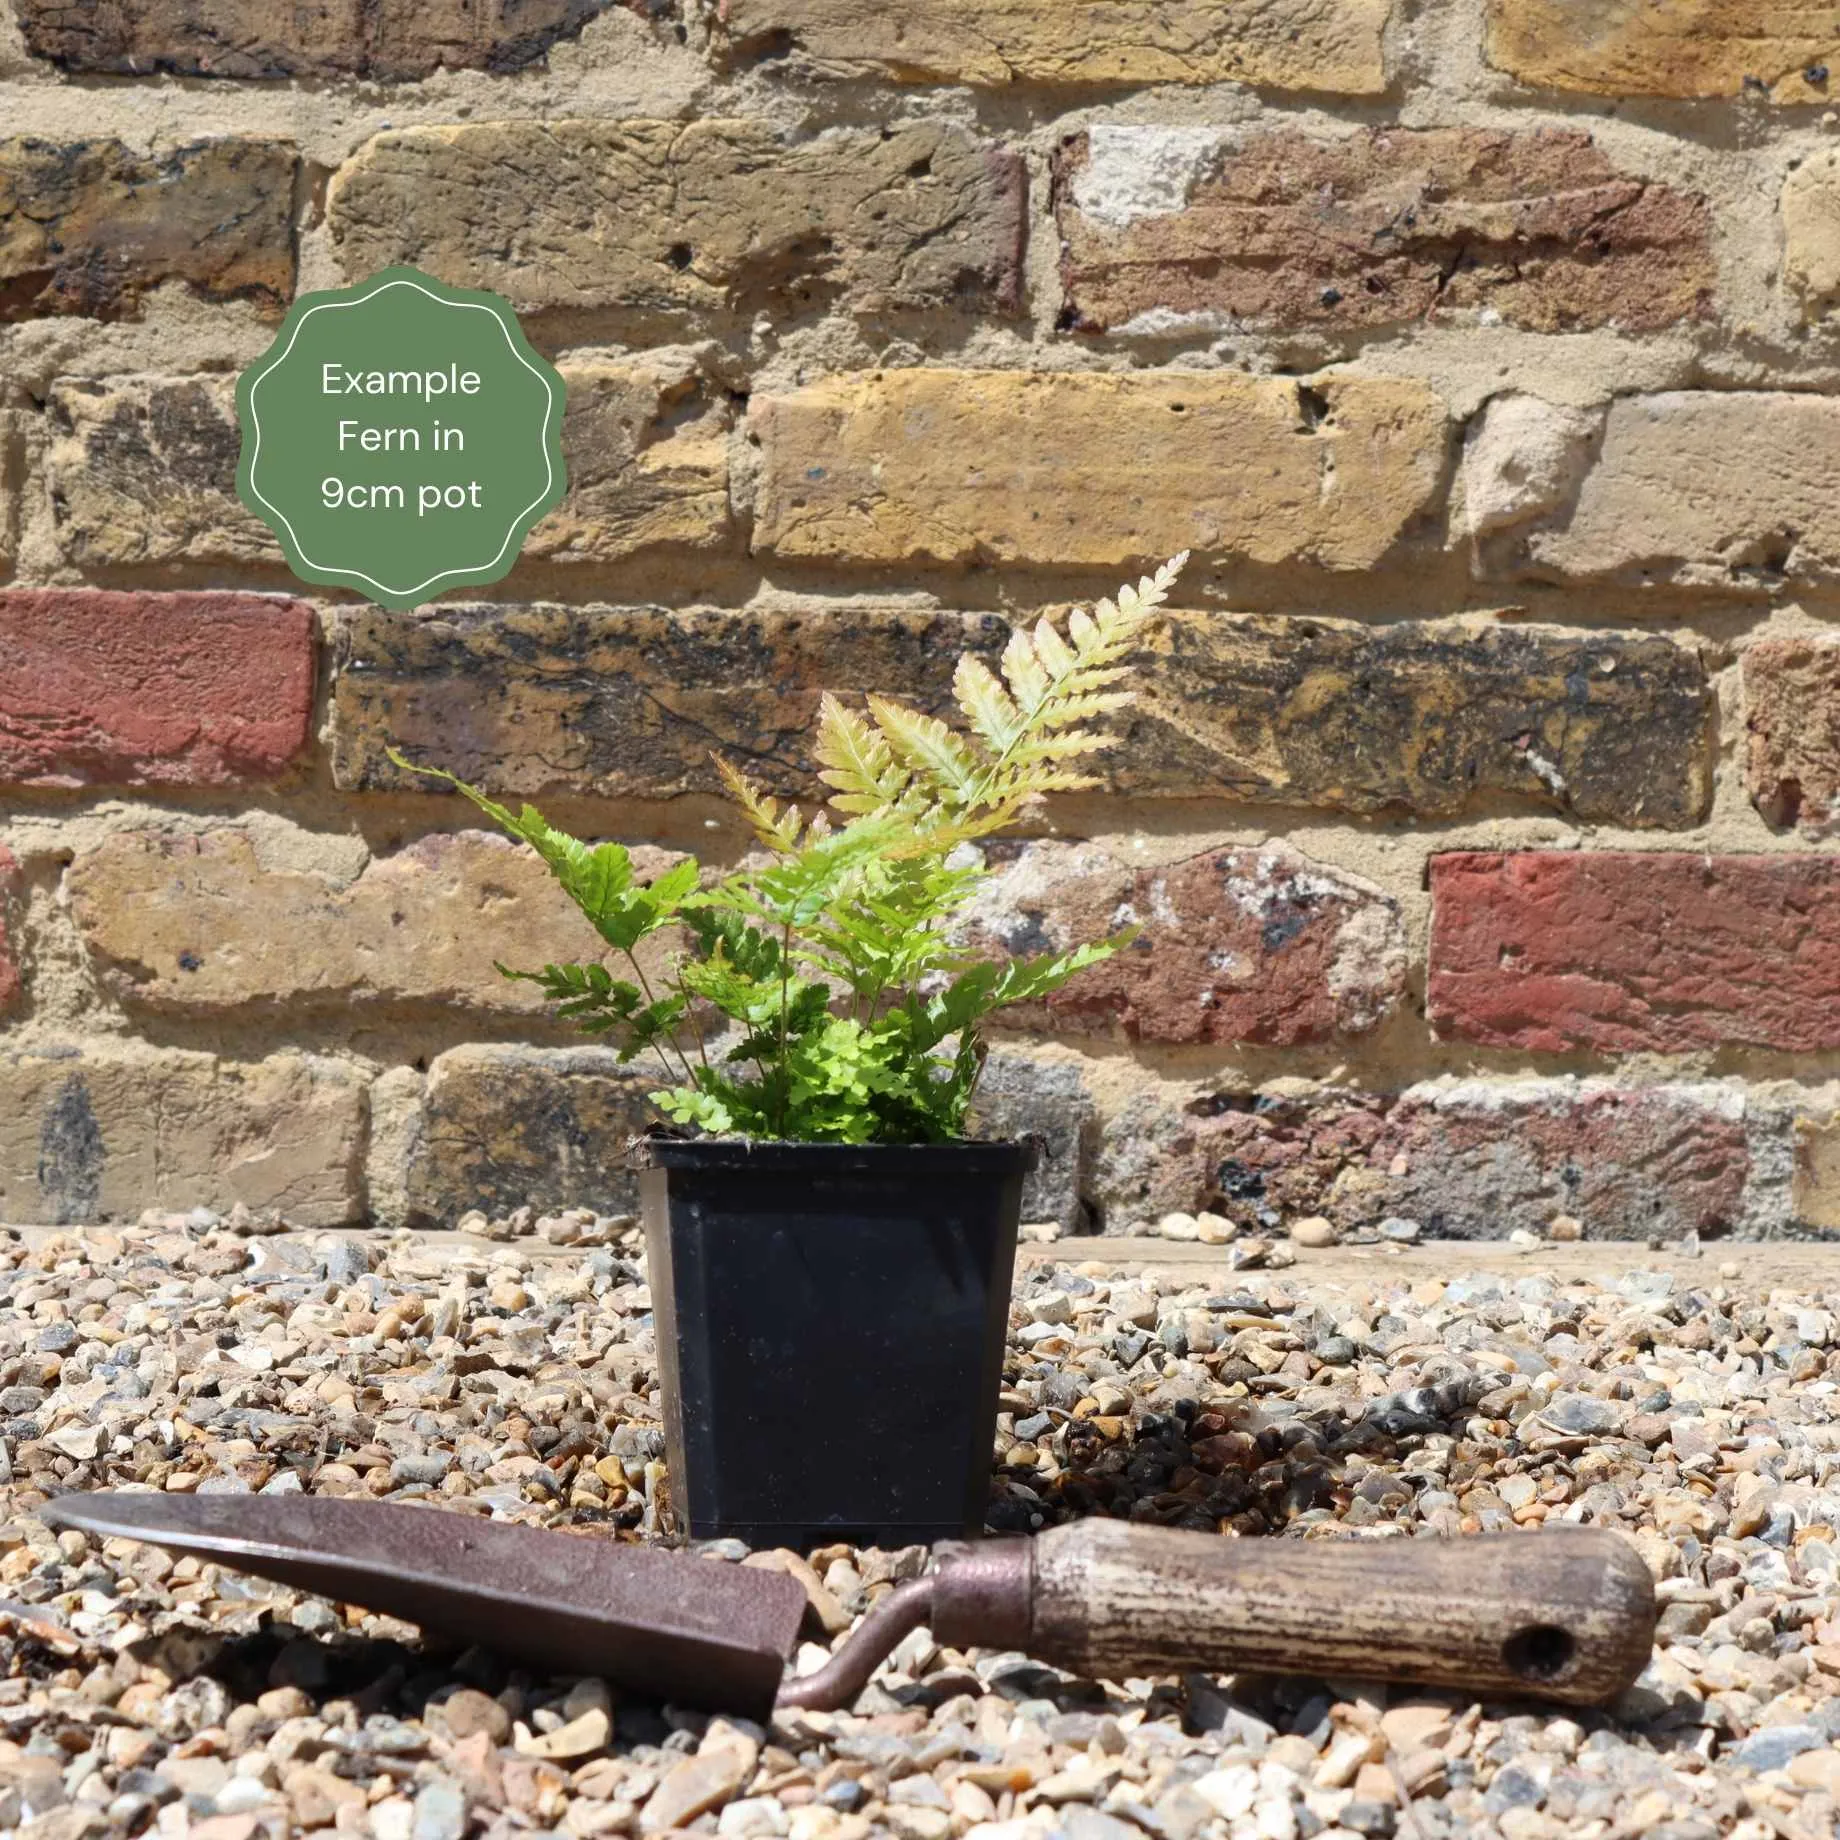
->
1379 1703 1454 1752
1289 1217 1339 1249
5 1220 1839 1840
1728 1725 1824 1771
517 1706 612 1759
640 1732 758 1833
1789 1749 1840 1792
1315 1732 1381 1790
1540 1393 1624 1437
431 1688 512 1744
414 1779 468 1840
1192 1764 1260 1818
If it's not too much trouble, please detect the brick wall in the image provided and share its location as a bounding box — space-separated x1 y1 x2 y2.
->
4 0 1840 1237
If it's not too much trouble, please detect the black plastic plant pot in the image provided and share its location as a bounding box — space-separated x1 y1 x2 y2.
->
637 1137 1035 1548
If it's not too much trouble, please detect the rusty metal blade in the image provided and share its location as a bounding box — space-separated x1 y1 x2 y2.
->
42 1491 806 1719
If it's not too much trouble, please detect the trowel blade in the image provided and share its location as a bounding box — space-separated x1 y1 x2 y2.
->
41 1491 807 1720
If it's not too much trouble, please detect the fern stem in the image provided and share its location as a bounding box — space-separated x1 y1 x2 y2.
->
620 948 699 1089
775 915 793 1138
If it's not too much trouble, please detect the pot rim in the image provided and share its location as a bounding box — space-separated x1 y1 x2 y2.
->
629 1133 1040 1174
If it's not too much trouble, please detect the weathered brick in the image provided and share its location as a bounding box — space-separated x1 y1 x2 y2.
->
14 0 632 81
67 826 684 1016
1364 1081 1753 1240
0 847 21 1015
0 136 295 321
0 1043 366 1226
1055 125 1711 337
1459 394 1595 541
1094 1078 1753 1239
329 603 1697 822
0 591 315 788
1793 1112 1840 1230
47 365 720 570
403 1047 1096 1229
1487 0 1840 102
1782 149 1840 317
47 376 270 568
1743 635 1840 831
1499 393 1840 590
1093 1086 1380 1230
960 841 1407 1047
330 603 1010 798
328 120 1025 317
0 411 16 572
403 1045 655 1228
1429 852 1840 1054
1121 614 1710 827
751 371 1447 571
523 355 733 562
968 1052 1096 1231
713 0 1391 92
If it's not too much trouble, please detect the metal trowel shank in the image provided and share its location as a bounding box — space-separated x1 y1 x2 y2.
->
41 1491 807 1719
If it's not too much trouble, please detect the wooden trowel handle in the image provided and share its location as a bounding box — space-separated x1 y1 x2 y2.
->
1025 1519 1656 1705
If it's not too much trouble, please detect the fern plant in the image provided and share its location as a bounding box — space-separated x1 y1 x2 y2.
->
390 553 1186 1144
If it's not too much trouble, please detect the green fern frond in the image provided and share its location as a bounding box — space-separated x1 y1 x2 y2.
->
1018 691 1137 734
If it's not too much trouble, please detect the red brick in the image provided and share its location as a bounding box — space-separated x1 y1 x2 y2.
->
1055 125 1712 336
962 841 1407 1046
0 846 21 1014
0 591 316 787
1429 851 1840 1054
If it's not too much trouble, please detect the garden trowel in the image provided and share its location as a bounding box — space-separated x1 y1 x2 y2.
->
40 1492 1655 1720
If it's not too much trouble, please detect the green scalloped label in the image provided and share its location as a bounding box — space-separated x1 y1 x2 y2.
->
237 266 567 611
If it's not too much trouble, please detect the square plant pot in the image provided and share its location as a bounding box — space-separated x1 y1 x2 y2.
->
639 1138 1033 1547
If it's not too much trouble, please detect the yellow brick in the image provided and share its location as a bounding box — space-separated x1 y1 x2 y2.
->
1795 1115 1840 1230
715 0 1392 91
0 1043 365 1227
67 826 684 1016
1488 0 1840 102
1783 149 1840 316
329 119 1024 317
749 370 1447 572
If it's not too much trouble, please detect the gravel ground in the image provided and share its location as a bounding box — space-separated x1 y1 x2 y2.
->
2 1220 1839 1840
